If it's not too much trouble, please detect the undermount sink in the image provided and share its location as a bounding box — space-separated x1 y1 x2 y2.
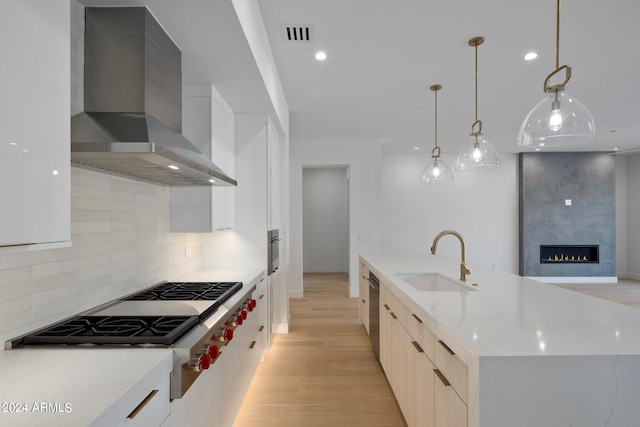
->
396 273 477 292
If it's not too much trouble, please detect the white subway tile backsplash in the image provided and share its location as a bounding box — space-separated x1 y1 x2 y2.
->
73 231 111 246
0 297 31 320
0 252 32 270
77 275 110 295
31 246 78 265
0 163 205 346
0 280 32 305
0 267 32 288
32 271 78 295
75 198 112 211
32 259 78 280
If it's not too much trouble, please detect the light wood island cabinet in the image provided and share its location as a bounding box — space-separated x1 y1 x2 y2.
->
365 257 468 427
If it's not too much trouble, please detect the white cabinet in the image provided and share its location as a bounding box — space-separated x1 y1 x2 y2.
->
0 0 70 250
171 84 236 232
117 376 170 427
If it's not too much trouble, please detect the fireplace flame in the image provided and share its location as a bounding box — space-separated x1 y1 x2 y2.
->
546 254 589 262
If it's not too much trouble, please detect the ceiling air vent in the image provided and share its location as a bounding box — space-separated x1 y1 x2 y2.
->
281 24 313 42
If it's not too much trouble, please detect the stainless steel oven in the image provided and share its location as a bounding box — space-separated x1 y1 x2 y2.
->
268 229 280 275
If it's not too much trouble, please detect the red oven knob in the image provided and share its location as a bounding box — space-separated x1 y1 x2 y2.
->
251 299 257 309
208 345 220 359
241 309 248 320
247 300 256 312
199 354 211 370
236 314 244 325
215 327 234 342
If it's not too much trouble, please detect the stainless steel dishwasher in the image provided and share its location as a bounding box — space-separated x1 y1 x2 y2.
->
368 271 380 360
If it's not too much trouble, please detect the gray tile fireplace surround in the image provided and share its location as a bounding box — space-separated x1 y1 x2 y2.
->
519 152 615 279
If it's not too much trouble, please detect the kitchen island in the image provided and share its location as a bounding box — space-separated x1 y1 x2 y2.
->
361 253 640 427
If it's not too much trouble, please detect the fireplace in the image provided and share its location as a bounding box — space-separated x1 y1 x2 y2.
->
540 245 599 264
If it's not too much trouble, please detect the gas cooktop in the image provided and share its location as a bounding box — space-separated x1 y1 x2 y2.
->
127 281 242 302
21 315 199 346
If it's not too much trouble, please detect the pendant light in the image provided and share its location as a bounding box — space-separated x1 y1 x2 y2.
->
517 0 595 147
456 37 500 171
421 84 454 183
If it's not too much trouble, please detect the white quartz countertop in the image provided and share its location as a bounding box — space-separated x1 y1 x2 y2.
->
363 253 640 358
0 267 265 427
173 267 265 285
0 348 172 427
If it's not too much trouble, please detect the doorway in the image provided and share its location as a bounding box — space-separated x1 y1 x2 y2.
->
302 166 350 275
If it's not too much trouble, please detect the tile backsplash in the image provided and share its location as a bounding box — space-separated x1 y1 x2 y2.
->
0 167 204 346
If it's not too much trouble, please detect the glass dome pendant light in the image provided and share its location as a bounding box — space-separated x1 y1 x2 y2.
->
421 84 454 183
517 0 595 147
455 36 500 171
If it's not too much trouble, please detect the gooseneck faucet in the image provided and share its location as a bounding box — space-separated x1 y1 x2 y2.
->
430 230 471 281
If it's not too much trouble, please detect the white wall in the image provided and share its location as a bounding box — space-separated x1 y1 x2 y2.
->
381 152 520 273
290 139 382 297
302 167 349 273
615 155 628 278
624 153 640 280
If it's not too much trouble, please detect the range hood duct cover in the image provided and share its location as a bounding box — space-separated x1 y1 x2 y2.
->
71 7 236 186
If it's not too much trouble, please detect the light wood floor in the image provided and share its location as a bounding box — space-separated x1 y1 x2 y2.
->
232 272 406 427
554 278 640 309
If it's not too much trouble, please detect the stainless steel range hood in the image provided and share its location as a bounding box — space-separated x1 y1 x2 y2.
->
71 7 236 186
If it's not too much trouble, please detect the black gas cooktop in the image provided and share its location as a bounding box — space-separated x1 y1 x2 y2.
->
22 315 199 346
15 282 244 347
126 281 242 302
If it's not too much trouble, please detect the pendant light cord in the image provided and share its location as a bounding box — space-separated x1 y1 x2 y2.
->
555 0 561 70
468 37 484 138
434 88 438 150
430 84 442 158
475 41 478 124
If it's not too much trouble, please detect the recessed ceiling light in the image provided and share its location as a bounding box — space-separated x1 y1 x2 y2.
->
413 146 421 151
209 179 216 183
524 52 538 61
315 51 327 61
168 165 179 170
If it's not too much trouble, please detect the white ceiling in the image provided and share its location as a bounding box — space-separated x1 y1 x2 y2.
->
81 0 640 155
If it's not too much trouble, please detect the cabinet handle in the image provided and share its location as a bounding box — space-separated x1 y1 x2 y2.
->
127 389 159 419
390 312 397 320
259 294 265 300
383 304 390 311
438 340 455 356
411 341 424 353
259 325 264 332
249 340 257 349
412 313 423 323
361 298 366 304
433 369 451 387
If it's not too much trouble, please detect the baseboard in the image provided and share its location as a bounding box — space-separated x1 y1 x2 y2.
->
527 276 618 283
272 322 289 334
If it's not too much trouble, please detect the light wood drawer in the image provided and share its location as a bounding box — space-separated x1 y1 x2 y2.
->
407 312 436 362
385 288 408 325
435 338 468 404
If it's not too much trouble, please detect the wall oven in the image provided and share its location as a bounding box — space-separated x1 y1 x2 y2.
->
267 229 280 275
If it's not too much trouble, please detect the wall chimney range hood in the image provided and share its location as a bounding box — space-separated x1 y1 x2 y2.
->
71 7 236 186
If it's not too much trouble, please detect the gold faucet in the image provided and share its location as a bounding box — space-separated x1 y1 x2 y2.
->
430 230 471 281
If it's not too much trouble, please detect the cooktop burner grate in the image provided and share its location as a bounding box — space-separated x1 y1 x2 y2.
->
127 281 242 302
22 315 199 346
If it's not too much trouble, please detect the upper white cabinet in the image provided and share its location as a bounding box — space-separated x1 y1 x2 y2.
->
171 85 236 232
0 0 71 250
